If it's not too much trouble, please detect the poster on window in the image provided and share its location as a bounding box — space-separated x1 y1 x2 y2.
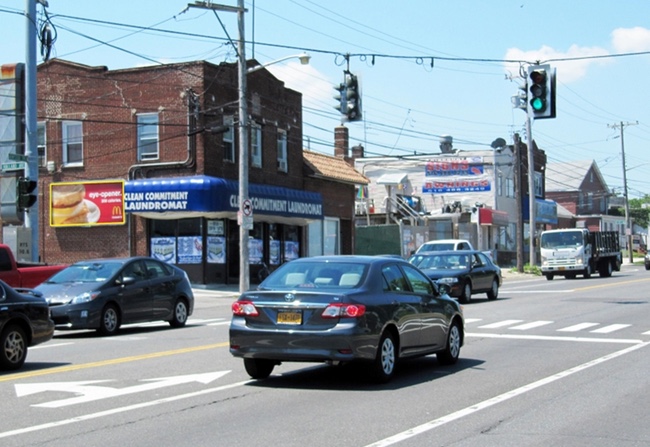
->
249 238 263 264
269 240 281 265
151 237 176 264
285 241 299 261
207 236 226 264
177 236 202 264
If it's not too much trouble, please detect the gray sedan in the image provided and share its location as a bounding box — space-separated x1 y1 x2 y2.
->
37 257 194 335
229 255 464 383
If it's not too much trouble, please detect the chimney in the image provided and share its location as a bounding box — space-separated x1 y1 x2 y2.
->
334 125 349 158
351 144 364 159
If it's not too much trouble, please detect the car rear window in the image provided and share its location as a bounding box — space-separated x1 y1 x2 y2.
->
265 262 367 289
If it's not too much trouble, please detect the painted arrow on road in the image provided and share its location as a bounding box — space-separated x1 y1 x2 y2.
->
15 371 230 408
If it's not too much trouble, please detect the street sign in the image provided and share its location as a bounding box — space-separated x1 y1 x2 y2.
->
242 198 253 216
1 161 26 172
8 153 28 162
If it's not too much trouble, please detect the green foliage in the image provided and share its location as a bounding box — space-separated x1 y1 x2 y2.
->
508 264 542 276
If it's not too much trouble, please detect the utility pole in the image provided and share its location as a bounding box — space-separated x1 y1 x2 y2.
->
608 120 638 263
513 133 524 272
525 114 536 267
188 1 250 292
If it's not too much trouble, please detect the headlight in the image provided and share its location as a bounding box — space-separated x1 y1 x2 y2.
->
575 257 583 265
437 277 459 285
71 291 101 304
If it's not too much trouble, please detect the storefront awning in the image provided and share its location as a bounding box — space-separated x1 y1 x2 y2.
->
478 208 509 226
125 175 323 225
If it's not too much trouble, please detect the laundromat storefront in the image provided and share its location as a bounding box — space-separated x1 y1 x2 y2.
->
125 175 323 284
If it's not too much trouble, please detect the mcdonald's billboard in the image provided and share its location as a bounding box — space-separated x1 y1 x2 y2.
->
50 180 125 227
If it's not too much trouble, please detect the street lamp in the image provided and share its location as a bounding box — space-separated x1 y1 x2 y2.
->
247 53 311 74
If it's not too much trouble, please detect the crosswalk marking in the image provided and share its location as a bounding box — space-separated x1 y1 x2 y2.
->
478 320 524 329
591 324 631 334
510 321 553 330
466 319 648 336
557 323 600 332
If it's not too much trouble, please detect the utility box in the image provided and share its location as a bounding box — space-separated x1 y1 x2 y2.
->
3 226 32 262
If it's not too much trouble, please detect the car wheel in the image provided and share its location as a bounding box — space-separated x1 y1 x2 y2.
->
244 358 275 379
370 331 396 383
545 274 554 281
583 264 591 279
0 325 27 370
599 260 613 278
459 282 472 304
486 278 499 300
646 263 650 271
169 299 189 328
97 304 120 336
437 321 462 365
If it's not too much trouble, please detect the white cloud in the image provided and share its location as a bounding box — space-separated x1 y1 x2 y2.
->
504 44 609 83
267 62 333 108
611 26 650 52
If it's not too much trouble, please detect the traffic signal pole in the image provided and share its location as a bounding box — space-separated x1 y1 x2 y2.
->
25 0 41 262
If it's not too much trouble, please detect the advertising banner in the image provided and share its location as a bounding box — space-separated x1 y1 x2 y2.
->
50 180 125 227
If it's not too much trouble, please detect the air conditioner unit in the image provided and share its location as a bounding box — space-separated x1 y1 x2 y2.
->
278 160 287 171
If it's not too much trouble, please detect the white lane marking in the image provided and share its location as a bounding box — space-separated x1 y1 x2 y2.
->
500 289 575 293
644 330 650 335
478 320 523 329
208 322 231 327
31 343 74 350
466 332 642 344
0 378 251 439
463 318 482 324
591 324 631 334
510 321 553 330
558 322 600 332
17 372 231 408
364 339 650 447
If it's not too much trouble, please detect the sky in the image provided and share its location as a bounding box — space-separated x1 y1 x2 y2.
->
2 0 650 199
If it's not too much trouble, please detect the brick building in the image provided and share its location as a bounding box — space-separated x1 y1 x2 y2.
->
31 58 366 285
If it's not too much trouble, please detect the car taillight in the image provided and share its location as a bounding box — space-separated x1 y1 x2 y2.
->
322 303 366 318
232 300 259 316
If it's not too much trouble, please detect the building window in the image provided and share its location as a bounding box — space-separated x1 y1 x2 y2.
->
37 121 46 167
251 123 262 168
137 113 159 161
505 178 514 198
497 174 503 196
277 130 287 172
307 218 340 256
62 120 83 166
223 116 235 163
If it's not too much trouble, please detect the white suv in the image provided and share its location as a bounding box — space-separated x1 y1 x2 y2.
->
416 239 474 253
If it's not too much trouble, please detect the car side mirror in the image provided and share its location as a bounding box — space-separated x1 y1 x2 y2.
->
116 276 136 286
437 283 451 295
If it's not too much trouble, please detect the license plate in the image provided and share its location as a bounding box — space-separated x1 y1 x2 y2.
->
277 310 302 325
558 267 566 270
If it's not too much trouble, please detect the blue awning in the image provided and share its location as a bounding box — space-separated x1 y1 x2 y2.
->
125 175 323 224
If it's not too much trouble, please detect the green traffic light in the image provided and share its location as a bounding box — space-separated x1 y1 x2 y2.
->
530 97 546 112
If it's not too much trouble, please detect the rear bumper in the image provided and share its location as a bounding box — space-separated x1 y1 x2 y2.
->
229 318 377 362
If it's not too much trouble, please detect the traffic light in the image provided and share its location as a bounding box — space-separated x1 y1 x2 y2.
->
333 82 347 116
17 177 37 212
344 72 362 122
334 72 362 122
527 64 556 119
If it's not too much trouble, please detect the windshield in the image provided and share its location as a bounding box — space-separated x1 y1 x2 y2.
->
262 261 368 289
45 262 123 284
541 232 583 249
